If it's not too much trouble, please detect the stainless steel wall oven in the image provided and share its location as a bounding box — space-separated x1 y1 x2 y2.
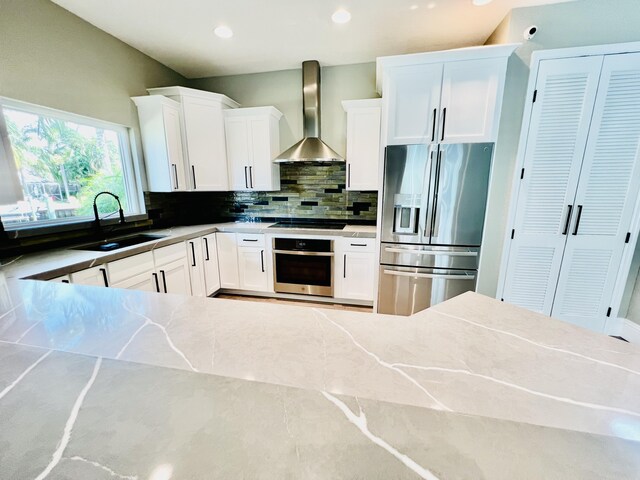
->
273 238 334 297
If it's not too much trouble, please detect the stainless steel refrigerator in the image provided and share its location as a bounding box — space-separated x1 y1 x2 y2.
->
378 143 493 315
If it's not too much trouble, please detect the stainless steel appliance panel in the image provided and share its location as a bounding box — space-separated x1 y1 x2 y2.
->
273 238 334 297
381 144 434 244
377 266 477 316
380 243 480 270
429 143 493 246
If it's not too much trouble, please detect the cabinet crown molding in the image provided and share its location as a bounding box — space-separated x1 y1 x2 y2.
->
147 86 240 109
131 95 180 108
376 43 519 94
224 106 283 119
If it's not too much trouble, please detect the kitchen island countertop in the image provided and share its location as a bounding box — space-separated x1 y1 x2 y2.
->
0 278 639 479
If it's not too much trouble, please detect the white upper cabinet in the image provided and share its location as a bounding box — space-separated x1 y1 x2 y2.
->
384 63 443 145
439 58 505 144
342 99 382 191
148 86 240 192
224 107 282 191
377 44 517 146
132 96 187 192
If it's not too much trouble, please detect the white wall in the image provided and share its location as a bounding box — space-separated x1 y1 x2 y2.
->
480 0 640 297
189 63 378 158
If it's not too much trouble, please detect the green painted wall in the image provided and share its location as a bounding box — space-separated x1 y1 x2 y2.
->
189 62 378 159
480 0 640 299
0 0 187 191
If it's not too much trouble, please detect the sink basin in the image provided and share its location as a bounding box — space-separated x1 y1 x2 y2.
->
74 234 166 252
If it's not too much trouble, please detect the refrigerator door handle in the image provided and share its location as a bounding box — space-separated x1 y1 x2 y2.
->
431 108 437 142
423 147 437 238
382 269 475 281
429 148 443 238
384 247 478 257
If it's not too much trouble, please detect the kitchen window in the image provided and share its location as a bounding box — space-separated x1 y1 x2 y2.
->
0 98 144 232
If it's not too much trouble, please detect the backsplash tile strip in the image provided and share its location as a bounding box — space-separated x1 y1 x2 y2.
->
145 163 377 225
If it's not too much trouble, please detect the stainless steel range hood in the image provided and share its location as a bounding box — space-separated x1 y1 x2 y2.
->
274 61 344 163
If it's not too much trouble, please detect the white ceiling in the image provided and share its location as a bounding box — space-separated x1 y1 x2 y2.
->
52 0 573 79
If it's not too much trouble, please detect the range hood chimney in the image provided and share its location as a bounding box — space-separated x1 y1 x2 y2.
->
274 60 344 163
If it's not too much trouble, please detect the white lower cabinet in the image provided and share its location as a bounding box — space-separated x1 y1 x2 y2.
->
335 238 376 301
109 252 156 292
202 233 221 295
238 246 268 292
112 272 157 292
71 266 110 287
49 275 71 283
157 258 191 295
186 237 206 297
216 232 240 289
154 243 191 296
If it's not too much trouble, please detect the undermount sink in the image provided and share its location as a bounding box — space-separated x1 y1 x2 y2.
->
74 234 166 252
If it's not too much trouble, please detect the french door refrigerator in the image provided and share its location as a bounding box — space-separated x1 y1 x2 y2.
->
378 143 493 315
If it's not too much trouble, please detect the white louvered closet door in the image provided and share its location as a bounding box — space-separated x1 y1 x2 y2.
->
552 53 640 331
502 56 604 314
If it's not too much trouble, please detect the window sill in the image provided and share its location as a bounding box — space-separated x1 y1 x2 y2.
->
3 214 150 240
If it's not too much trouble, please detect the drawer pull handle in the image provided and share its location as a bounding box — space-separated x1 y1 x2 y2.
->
99 268 109 287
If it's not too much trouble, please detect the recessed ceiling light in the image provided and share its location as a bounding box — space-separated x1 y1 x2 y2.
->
472 0 493 5
331 9 352 24
427 2 437 8
214 25 233 39
410 4 419 10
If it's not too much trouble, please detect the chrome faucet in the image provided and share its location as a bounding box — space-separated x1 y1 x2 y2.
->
93 191 125 233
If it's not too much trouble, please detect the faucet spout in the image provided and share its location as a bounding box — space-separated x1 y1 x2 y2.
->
93 191 125 233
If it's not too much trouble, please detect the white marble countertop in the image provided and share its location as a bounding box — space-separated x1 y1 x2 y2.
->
1 222 377 280
0 278 639 478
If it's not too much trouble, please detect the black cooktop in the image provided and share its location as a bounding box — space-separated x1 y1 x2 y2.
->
269 221 347 230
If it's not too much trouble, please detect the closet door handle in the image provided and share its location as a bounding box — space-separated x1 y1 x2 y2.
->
260 250 265 273
191 165 197 189
172 164 179 190
347 163 351 188
572 205 583 236
204 237 210 261
99 268 109 287
249 166 253 189
431 108 437 142
152 272 160 293
440 107 447 141
562 205 573 235
190 241 196 266
244 166 249 189
343 254 347 278
160 270 168 293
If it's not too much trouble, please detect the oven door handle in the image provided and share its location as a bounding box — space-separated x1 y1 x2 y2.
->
273 250 334 256
382 269 475 280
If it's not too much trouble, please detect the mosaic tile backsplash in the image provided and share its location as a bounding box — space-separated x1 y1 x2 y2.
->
145 163 378 226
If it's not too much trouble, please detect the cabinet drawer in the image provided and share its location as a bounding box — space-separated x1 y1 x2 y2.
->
237 233 265 247
153 241 186 267
342 238 375 253
108 252 155 285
